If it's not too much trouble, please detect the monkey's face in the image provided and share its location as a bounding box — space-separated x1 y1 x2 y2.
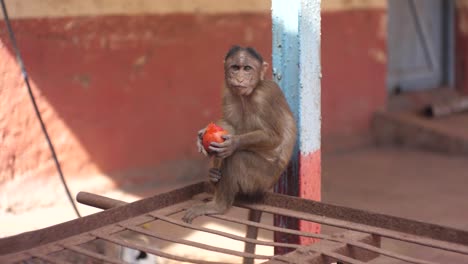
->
224 51 264 96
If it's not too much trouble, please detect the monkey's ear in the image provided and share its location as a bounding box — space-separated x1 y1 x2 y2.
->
260 62 269 80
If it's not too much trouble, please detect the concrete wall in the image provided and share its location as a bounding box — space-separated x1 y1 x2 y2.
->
0 1 274 211
0 0 386 210
321 0 387 151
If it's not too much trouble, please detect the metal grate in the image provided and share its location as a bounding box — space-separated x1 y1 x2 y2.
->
1 181 468 263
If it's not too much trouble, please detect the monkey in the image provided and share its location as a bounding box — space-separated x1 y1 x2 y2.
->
182 45 297 223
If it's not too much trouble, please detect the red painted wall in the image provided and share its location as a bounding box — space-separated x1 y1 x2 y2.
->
0 14 272 188
321 9 387 152
0 8 389 193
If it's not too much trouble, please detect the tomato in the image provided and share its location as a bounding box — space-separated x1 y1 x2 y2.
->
202 123 228 152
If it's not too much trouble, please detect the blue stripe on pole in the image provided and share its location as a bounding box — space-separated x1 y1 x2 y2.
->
272 0 321 154
272 0 300 122
271 0 321 252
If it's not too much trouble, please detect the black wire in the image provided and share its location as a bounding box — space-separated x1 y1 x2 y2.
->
1 0 81 218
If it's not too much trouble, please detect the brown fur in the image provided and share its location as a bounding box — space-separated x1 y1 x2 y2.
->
216 79 297 203
183 48 297 223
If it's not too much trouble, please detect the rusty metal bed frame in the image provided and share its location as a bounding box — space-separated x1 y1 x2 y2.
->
1 181 468 264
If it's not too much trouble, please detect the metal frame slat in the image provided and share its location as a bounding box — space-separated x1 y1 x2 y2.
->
148 212 299 249
210 214 436 264
239 202 468 255
0 253 31 263
28 253 72 264
60 244 126 264
261 191 468 247
270 243 367 264
95 232 237 264
318 250 366 264
117 224 272 259
211 214 327 239
0 182 207 255
2 184 468 264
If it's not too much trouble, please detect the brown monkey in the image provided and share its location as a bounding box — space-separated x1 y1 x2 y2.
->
183 46 297 223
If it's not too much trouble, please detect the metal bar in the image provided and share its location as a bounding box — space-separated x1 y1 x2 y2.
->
308 246 366 264
210 214 327 239
341 240 434 264
210 214 436 264
327 231 380 262
261 191 468 246
0 234 98 263
28 253 72 264
0 181 207 255
239 201 468 255
150 202 429 263
77 191 127 209
3 185 468 264
96 232 237 264
148 212 298 249
75 192 295 251
320 251 366 264
61 244 126 264
243 209 262 264
268 235 370 264
117 223 273 259
0 253 30 264
63 192 453 264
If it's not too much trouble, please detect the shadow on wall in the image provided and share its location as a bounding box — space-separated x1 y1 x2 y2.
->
0 13 272 190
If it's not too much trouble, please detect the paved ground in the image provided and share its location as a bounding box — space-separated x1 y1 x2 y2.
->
322 147 468 263
1 146 468 263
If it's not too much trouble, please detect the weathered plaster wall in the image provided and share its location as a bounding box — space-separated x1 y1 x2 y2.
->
0 0 389 211
0 1 272 212
321 0 387 151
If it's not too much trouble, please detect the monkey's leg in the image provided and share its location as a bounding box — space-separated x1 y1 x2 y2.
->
182 200 227 224
183 157 238 224
243 209 263 264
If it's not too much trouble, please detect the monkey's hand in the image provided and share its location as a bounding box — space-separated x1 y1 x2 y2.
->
208 135 239 159
209 167 222 183
197 127 208 156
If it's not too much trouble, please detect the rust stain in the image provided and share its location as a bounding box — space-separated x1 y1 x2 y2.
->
73 74 91 88
368 48 387 64
133 55 148 69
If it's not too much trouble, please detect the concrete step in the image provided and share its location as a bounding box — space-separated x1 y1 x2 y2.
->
372 110 468 155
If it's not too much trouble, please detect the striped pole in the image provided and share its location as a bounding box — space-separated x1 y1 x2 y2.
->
272 0 321 251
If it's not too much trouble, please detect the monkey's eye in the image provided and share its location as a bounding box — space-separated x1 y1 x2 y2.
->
244 66 253 71
231 65 240 71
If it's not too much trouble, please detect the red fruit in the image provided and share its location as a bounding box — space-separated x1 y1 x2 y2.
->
202 123 228 152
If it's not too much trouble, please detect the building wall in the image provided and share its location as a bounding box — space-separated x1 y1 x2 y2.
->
0 0 389 207
0 1 273 210
321 0 387 151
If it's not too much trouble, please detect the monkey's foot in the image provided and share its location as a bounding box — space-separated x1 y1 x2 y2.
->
182 202 225 224
209 168 222 183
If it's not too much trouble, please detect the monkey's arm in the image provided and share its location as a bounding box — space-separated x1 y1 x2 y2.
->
209 129 279 159
236 130 280 151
